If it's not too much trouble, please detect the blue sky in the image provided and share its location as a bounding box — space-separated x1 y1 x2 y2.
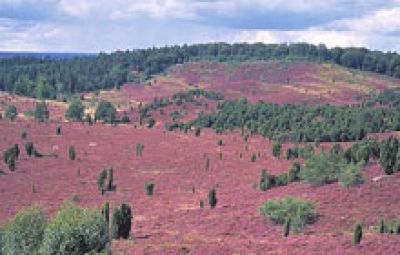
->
1 0 400 52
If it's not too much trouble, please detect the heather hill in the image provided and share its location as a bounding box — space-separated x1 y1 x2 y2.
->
0 56 400 254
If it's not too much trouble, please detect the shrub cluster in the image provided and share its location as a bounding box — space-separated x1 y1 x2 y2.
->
260 196 316 233
1 203 109 255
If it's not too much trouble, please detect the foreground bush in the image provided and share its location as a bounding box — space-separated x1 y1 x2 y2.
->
1 206 46 255
111 203 132 239
39 202 109 254
260 196 316 232
145 181 155 196
68 145 76 160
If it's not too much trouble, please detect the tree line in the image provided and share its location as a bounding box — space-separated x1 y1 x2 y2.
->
182 96 400 142
0 42 399 99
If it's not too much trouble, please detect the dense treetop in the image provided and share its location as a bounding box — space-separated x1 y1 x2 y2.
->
0 43 399 99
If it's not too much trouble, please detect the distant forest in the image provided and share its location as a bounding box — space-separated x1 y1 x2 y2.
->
0 42 400 99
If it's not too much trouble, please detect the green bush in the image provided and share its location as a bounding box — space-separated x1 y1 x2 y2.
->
217 139 223 146
276 173 289 186
288 162 301 182
21 131 27 139
5 105 17 121
259 169 276 191
136 143 144 157
338 163 364 188
376 218 400 234
1 206 46 255
260 196 316 232
300 152 346 186
95 100 116 124
34 101 49 122
25 142 34 157
65 99 85 121
145 181 155 196
272 142 282 158
68 145 76 160
147 117 156 128
107 168 114 191
283 217 291 237
98 169 107 194
111 203 132 239
40 202 109 254
7 157 15 171
56 126 61 135
102 202 110 227
380 137 399 175
208 188 217 208
194 127 201 137
353 222 362 245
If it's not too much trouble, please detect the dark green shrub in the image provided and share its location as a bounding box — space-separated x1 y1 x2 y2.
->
136 143 144 157
208 188 217 208
217 139 223 146
2 206 46 255
338 163 364 188
288 162 301 182
260 169 276 191
251 153 257 162
260 196 316 232
379 218 386 234
40 202 109 254
65 99 85 121
86 114 93 125
95 100 117 123
204 157 210 171
194 127 201 137
380 137 399 174
121 114 130 123
147 117 156 128
107 168 114 191
8 157 15 171
56 126 61 135
5 105 17 121
25 142 34 157
272 142 282 158
34 101 49 122
353 222 362 245
111 203 132 239
98 169 107 194
102 202 110 226
68 145 76 160
276 173 289 186
199 200 204 208
145 181 155 196
283 217 291 237
21 131 27 139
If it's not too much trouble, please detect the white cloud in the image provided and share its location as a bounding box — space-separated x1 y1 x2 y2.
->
328 7 400 34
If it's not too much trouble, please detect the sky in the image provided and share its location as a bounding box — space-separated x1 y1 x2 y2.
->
1 0 400 52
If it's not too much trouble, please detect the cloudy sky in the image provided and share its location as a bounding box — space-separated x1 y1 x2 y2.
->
1 0 400 52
